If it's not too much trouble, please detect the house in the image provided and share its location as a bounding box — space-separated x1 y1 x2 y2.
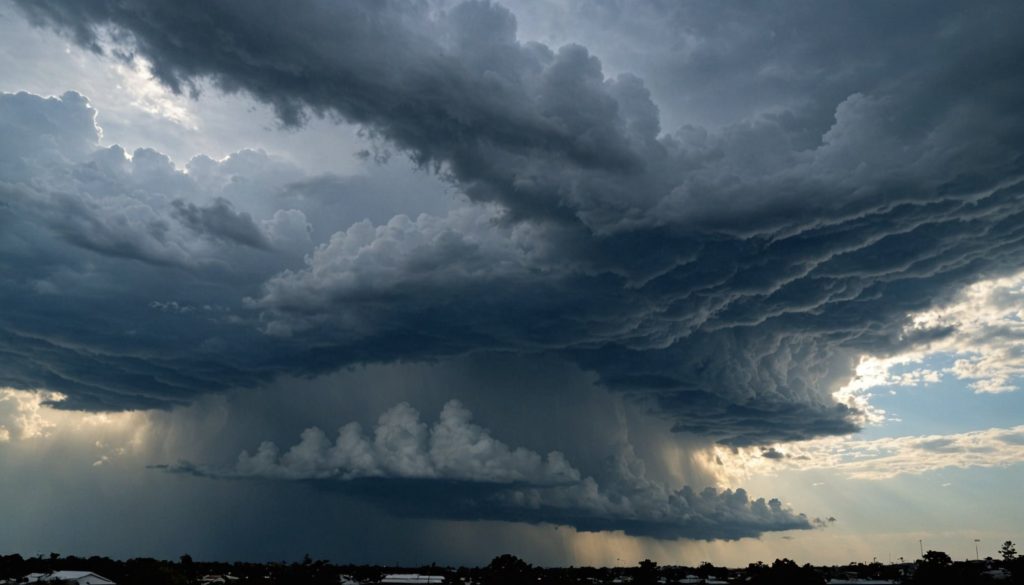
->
24 572 116 585
826 580 896 584
380 575 444 584
981 568 1011 581
199 575 239 585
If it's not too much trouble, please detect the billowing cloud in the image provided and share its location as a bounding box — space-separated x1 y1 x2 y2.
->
907 272 1024 393
160 399 815 540
0 388 60 442
0 90 317 409
188 400 580 485
2 0 1024 450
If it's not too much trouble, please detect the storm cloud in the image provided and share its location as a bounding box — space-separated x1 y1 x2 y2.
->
160 399 815 540
1 0 1024 546
185 400 581 485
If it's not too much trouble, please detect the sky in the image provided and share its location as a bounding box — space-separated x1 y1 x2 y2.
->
0 0 1022 568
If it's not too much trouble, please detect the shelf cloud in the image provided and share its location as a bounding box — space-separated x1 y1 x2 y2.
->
1 0 1023 555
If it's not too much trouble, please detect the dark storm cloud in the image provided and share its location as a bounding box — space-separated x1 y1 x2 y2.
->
322 478 814 541
0 92 315 409
184 400 583 485
11 0 669 227
4 0 1024 452
156 400 814 540
171 197 272 250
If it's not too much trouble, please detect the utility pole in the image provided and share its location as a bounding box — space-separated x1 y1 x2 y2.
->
975 539 981 561
919 540 924 557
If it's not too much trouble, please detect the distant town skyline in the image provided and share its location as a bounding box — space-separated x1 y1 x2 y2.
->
0 0 1021 567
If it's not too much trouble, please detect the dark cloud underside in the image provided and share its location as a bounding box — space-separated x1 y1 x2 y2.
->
3 0 1024 451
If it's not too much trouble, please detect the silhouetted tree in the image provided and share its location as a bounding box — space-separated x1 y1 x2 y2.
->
923 550 952 566
482 554 532 585
913 550 957 585
696 561 728 581
1001 542 1024 585
1001 541 1018 562
746 559 823 585
632 559 658 585
0 554 26 580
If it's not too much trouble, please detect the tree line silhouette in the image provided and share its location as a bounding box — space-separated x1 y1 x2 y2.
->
0 541 1019 585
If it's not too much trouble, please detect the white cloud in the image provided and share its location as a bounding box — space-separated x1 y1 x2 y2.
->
828 270 1024 429
0 388 61 441
0 387 149 464
111 54 197 129
248 206 533 336
715 425 1024 481
908 272 1024 393
228 400 581 485
839 270 1024 397
0 91 309 265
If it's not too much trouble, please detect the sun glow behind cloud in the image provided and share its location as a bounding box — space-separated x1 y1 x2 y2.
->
835 270 1024 398
61 26 200 130
706 271 1024 488
0 388 62 442
0 387 151 467
110 55 197 130
713 424 1024 482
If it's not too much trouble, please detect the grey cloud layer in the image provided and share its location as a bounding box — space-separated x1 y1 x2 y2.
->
3 0 1024 450
163 400 814 540
0 91 309 409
